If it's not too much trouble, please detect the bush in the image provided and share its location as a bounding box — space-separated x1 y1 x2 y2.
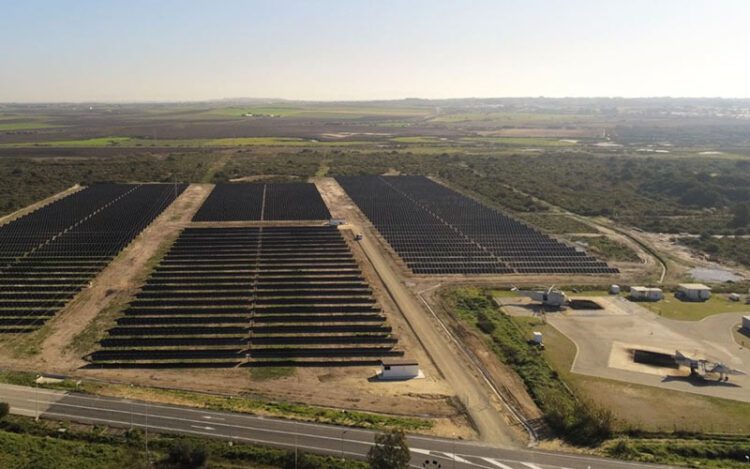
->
162 439 208 469
0 402 8 420
476 311 496 334
282 451 324 469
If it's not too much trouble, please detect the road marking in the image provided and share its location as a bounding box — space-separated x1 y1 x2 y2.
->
7 397 374 447
190 425 215 431
481 457 516 469
202 415 224 421
34 409 367 460
520 463 544 469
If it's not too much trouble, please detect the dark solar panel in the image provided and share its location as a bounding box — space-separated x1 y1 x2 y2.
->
0 183 187 334
90 225 401 367
336 175 619 276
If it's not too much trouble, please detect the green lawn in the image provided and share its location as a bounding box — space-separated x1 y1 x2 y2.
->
639 294 750 321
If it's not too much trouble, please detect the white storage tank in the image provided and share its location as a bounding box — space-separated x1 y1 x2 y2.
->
532 331 543 345
610 284 621 295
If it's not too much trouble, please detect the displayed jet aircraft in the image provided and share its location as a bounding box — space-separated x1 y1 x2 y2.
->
512 286 568 308
675 350 747 381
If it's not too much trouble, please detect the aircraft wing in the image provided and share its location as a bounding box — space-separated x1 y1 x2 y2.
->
708 363 747 376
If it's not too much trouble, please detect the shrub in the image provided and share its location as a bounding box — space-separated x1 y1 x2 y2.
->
162 439 208 469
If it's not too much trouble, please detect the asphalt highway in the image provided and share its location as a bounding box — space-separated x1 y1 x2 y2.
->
0 383 673 469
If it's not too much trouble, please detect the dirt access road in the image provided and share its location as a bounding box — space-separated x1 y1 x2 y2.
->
315 177 520 445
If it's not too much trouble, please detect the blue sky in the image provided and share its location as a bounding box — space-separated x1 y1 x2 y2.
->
1 0 748 101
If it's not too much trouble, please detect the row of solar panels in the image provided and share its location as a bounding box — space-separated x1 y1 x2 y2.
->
0 184 188 334
192 183 331 221
337 176 618 275
89 226 401 367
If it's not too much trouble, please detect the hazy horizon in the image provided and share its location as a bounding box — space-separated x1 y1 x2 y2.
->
2 0 749 102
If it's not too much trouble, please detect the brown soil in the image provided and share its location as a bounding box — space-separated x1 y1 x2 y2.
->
33 183 213 370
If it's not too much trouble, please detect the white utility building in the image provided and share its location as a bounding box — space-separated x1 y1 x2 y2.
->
629 286 663 301
677 283 712 302
378 359 422 380
742 315 750 331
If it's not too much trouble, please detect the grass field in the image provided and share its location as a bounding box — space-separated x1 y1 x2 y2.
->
429 111 594 124
639 295 750 321
516 213 597 234
569 235 641 262
206 104 432 119
0 121 60 131
0 136 377 148
460 136 577 147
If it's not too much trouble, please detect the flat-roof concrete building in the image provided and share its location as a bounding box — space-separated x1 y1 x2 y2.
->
378 359 422 380
677 283 712 302
629 286 663 301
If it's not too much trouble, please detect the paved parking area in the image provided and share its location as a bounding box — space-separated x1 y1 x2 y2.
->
498 296 750 403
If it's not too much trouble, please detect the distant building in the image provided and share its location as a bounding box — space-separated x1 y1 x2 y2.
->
629 286 663 301
676 283 712 302
378 359 421 380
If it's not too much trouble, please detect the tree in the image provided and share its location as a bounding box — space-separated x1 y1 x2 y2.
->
367 430 410 469
0 402 8 420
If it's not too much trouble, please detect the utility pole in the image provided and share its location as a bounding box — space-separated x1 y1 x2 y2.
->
340 429 348 461
145 401 151 465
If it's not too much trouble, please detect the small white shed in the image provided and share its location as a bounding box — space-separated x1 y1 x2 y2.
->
629 286 663 301
378 359 422 380
677 283 711 302
742 315 750 331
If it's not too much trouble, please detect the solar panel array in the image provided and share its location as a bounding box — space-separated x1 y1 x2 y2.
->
192 183 331 222
89 226 401 367
336 176 618 275
0 183 188 334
